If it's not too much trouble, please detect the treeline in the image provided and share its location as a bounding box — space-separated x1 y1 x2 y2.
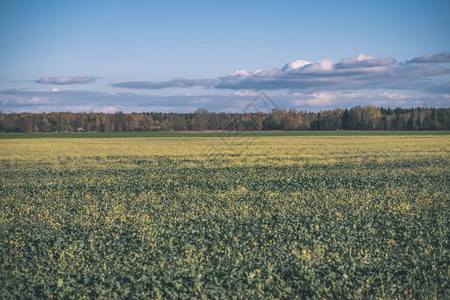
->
0 106 449 132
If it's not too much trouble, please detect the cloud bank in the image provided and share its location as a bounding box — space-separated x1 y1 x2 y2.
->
408 52 450 63
111 53 450 92
2 53 448 113
36 76 97 85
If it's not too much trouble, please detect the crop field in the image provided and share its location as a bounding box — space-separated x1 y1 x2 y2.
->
0 133 449 298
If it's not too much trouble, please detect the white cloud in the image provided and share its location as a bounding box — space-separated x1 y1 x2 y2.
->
289 90 420 108
281 60 312 71
335 54 395 69
5 96 52 106
307 91 337 106
231 69 251 77
381 91 408 99
188 98 211 104
299 91 362 106
231 69 263 76
356 54 375 60
298 59 335 73
232 90 259 96
95 106 118 113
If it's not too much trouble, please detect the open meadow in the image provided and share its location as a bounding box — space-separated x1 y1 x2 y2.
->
0 133 449 298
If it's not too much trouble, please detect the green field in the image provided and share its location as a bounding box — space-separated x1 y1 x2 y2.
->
0 134 449 298
1 130 450 139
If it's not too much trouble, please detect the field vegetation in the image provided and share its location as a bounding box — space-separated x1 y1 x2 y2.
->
0 133 449 298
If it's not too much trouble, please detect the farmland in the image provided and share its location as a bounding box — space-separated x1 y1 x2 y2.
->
0 133 449 298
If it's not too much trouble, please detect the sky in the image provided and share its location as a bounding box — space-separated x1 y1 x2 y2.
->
0 0 449 113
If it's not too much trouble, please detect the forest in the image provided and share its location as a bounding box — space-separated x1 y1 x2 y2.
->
0 106 449 132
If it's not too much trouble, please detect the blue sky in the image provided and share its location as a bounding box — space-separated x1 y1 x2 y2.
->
0 0 449 113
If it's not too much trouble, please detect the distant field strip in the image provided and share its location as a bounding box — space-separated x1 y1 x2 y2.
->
1 130 449 139
0 135 449 298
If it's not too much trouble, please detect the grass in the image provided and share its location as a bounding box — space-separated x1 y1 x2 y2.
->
0 135 449 298
0 130 449 139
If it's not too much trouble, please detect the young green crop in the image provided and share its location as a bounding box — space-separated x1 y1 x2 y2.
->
0 134 449 298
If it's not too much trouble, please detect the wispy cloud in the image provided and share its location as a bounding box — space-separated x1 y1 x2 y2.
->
2 87 449 114
36 76 97 85
111 78 219 89
0 89 253 113
408 52 450 63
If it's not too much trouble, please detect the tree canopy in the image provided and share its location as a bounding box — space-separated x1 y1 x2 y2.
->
0 106 448 132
